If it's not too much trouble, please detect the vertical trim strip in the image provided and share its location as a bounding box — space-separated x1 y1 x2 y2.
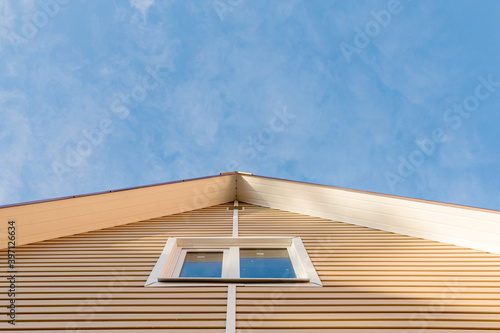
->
226 200 238 332
232 200 239 237
225 284 236 333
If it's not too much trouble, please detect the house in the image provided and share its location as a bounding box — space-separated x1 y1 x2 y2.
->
1 171 500 332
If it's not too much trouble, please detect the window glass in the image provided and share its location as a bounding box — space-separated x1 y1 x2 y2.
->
240 248 296 278
179 252 223 278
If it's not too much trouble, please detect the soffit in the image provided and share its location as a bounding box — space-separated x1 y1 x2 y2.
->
237 174 500 254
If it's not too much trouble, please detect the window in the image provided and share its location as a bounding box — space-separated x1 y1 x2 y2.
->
145 237 322 287
179 252 224 278
239 248 296 278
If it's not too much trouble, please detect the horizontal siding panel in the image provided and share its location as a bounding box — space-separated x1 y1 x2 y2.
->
9 313 226 320
0 321 227 329
237 294 500 304
236 291 500 299
0 290 228 298
9 331 225 333
5 306 227 313
235 331 500 333
2 299 226 306
237 305 500 313
237 312 500 320
236 321 500 329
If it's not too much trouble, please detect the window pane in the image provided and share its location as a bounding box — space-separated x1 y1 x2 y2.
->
180 252 223 278
240 248 296 278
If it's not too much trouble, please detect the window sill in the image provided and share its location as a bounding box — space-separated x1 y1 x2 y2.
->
157 277 310 283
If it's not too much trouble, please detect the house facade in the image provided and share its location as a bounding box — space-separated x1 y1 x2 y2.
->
1 172 500 332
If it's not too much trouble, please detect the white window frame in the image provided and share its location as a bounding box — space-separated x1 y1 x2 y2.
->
172 248 230 278
145 236 322 287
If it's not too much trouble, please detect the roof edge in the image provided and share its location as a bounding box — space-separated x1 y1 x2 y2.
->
0 173 235 209
0 173 238 248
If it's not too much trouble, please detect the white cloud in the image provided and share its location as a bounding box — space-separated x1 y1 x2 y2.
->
129 0 155 20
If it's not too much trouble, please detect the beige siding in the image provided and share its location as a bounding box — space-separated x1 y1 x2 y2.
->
237 203 500 332
0 203 234 331
1 202 500 332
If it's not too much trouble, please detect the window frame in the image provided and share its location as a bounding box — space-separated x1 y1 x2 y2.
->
145 236 322 287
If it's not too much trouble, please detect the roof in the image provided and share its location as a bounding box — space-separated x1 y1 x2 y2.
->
1 171 500 254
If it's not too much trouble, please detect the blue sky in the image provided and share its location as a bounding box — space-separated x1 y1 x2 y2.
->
1 0 500 210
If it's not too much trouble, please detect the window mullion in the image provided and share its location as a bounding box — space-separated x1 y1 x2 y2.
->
226 246 240 278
